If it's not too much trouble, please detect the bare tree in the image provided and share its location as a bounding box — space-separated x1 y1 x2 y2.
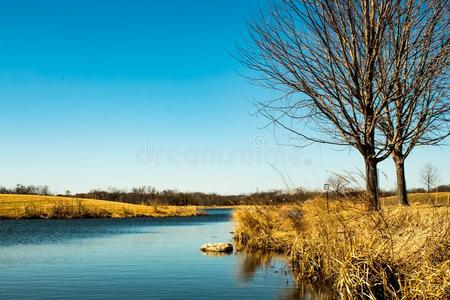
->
327 173 350 195
419 163 440 193
377 0 449 206
238 0 403 209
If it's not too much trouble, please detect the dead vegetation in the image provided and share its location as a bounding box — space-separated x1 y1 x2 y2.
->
233 195 450 299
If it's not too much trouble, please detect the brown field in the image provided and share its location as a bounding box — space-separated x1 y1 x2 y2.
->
381 191 450 206
0 194 203 219
233 193 450 299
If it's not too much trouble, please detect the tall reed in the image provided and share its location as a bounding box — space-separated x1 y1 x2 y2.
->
233 197 449 299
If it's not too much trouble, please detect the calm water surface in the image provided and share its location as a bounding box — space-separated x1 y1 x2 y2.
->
0 209 324 299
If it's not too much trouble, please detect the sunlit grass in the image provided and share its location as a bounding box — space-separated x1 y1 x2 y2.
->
0 194 202 219
381 191 450 206
233 193 450 299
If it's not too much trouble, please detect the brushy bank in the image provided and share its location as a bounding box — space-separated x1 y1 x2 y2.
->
233 197 449 299
0 194 202 219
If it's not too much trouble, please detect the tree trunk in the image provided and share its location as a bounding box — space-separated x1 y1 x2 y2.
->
393 154 409 206
365 157 379 210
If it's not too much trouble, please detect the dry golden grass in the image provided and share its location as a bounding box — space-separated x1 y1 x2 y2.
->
0 194 202 219
381 192 450 207
233 195 450 299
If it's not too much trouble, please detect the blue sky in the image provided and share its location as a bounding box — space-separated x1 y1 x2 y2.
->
0 0 448 194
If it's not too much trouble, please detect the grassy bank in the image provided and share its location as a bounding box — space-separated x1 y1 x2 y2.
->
382 192 450 206
0 194 202 219
233 195 449 299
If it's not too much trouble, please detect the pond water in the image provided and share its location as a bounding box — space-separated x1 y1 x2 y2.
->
0 209 325 299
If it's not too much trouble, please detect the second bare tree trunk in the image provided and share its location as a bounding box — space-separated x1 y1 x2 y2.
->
365 157 380 210
393 153 409 206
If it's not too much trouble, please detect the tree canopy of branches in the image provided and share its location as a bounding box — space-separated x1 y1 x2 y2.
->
377 0 449 205
238 0 449 209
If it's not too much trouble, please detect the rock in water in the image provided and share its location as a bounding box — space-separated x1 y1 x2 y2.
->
200 243 233 253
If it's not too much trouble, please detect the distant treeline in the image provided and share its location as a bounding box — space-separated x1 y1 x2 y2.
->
0 184 51 196
0 184 316 206
74 187 318 206
1 184 449 206
407 186 450 193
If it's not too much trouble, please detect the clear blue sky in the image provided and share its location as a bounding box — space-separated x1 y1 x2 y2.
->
0 0 448 194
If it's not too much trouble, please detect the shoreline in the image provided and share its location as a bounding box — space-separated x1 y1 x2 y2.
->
0 194 203 220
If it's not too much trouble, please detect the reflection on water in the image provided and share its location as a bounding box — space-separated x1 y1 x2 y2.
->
0 209 331 299
236 251 334 300
238 251 274 281
279 286 334 300
201 251 232 257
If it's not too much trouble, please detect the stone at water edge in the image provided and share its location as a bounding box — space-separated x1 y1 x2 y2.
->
200 243 233 253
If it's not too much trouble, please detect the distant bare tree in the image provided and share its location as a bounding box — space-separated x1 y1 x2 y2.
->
327 174 350 195
419 163 440 193
377 0 449 206
40 185 50 195
238 0 404 209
